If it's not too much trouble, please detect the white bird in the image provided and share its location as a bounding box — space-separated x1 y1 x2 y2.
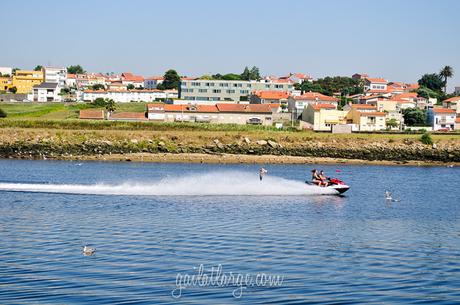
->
385 190 392 200
83 246 96 256
75 163 83 166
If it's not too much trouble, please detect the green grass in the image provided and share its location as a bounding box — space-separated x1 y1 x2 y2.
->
0 102 148 120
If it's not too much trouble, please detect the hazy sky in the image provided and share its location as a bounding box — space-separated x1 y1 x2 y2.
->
1 0 459 91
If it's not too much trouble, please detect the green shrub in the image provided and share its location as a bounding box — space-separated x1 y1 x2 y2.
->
420 132 433 145
0 108 7 118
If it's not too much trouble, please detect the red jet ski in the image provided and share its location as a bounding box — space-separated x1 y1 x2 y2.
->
306 177 350 194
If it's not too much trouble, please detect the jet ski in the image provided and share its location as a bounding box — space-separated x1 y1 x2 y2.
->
306 177 350 194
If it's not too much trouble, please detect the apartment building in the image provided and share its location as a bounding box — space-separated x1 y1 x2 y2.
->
12 70 44 93
43 67 67 88
179 79 294 102
29 82 62 102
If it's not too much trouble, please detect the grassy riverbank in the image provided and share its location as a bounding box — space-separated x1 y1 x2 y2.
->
1 102 460 164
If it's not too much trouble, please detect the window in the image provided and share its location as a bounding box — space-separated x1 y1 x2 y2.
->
198 89 207 93
213 89 221 93
227 90 236 93
240 90 248 94
368 117 376 124
265 84 270 88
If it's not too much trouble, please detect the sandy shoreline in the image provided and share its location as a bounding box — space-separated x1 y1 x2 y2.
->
8 153 457 167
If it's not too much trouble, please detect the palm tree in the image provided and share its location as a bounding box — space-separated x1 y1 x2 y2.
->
439 66 454 93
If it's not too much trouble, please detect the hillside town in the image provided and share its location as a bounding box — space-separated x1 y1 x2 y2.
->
0 65 459 132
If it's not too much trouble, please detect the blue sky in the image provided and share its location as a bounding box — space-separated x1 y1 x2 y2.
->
1 0 459 91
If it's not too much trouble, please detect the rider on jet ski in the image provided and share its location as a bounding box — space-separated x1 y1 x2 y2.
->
311 169 328 187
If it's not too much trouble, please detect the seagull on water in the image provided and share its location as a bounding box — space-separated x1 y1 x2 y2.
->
83 246 96 256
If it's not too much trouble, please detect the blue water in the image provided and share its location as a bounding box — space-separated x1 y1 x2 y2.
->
0 159 459 304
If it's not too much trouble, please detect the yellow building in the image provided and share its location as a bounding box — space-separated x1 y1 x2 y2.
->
0 76 12 91
12 70 44 93
302 104 348 131
346 104 386 131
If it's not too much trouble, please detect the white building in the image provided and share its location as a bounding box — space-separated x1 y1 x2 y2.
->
427 108 456 131
43 67 67 89
364 77 388 93
29 82 62 102
288 91 339 119
0 66 13 76
144 76 164 89
82 89 177 103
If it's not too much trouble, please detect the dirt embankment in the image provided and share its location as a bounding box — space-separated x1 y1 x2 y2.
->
0 128 459 164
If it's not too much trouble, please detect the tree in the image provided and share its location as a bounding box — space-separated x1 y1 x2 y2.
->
300 76 363 96
105 98 116 113
249 66 260 80
67 65 85 74
240 66 260 81
157 69 180 90
418 73 444 92
91 84 105 90
34 65 43 71
439 66 454 93
92 97 107 107
403 108 427 126
241 66 250 81
127 84 135 90
386 118 399 129
12 68 20 74
221 73 243 81
8 86 17 94
0 108 7 118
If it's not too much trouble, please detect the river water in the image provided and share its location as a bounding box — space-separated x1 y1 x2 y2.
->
0 160 459 304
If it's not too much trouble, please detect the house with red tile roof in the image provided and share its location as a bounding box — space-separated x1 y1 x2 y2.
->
455 117 460 131
145 103 275 125
121 72 144 88
427 107 456 131
144 76 164 89
342 104 386 131
364 77 388 93
443 96 460 115
250 90 290 107
301 103 347 131
288 91 339 119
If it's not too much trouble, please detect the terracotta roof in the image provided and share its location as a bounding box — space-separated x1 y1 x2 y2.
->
67 74 76 79
359 95 381 100
405 83 419 90
456 117 460 123
444 96 460 103
351 104 377 109
253 90 290 100
394 92 417 100
432 108 456 114
145 76 164 81
311 104 336 111
216 103 272 113
146 103 165 111
359 111 386 116
292 73 311 79
79 109 105 120
294 91 339 102
368 89 390 93
365 77 387 84
121 72 144 82
109 112 147 120
164 104 219 113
